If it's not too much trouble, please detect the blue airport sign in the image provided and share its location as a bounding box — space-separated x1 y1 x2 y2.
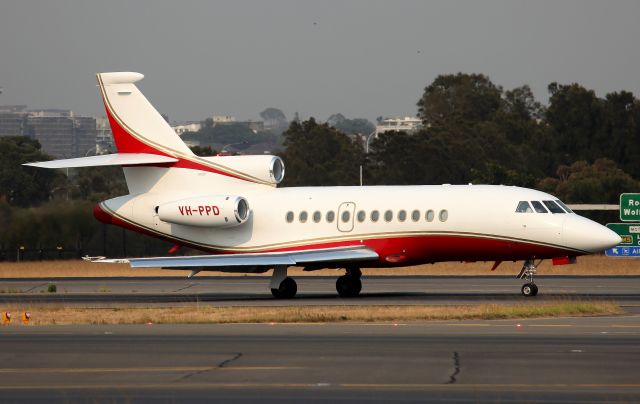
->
605 246 640 257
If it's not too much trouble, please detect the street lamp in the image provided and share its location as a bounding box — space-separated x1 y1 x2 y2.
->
365 130 377 154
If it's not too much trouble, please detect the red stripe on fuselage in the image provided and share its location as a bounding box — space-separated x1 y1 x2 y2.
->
94 203 582 266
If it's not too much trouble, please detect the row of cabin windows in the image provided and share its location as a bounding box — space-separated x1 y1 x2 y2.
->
515 200 573 214
285 209 448 224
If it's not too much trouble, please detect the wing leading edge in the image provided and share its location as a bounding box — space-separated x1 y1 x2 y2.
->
23 153 178 169
85 245 379 269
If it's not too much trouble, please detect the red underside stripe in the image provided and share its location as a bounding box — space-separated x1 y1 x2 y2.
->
95 204 582 266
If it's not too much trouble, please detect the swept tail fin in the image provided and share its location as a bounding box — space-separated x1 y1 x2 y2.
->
97 72 193 157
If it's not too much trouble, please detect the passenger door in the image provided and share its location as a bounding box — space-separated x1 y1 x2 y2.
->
337 202 356 232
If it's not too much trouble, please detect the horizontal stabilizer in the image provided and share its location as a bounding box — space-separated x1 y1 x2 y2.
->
23 153 178 169
85 246 379 269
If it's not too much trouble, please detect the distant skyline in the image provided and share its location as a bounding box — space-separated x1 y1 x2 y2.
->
2 0 640 123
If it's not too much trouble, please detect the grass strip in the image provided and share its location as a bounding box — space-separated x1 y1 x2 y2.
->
2 301 622 325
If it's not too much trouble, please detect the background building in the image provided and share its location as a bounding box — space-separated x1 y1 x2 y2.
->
375 116 423 136
0 106 99 158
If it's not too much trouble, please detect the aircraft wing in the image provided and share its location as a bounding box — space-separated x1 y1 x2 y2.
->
23 153 178 169
85 245 379 269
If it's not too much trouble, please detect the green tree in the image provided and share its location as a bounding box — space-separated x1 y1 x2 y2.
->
537 159 638 203
546 83 604 164
189 145 216 156
327 113 375 135
417 73 502 127
0 136 62 206
280 118 364 186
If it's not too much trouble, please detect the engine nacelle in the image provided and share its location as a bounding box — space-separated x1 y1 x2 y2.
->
204 155 285 185
157 195 250 228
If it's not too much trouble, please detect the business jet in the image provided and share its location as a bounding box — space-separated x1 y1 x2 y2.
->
25 72 621 298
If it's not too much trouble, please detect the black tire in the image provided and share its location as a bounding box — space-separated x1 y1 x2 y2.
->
271 277 297 299
521 283 535 297
336 275 362 298
530 283 539 296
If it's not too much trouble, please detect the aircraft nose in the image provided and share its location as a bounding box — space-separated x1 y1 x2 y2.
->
563 215 622 253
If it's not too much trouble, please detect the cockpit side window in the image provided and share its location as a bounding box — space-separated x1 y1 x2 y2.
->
516 201 533 213
530 201 548 213
543 200 565 214
555 200 573 213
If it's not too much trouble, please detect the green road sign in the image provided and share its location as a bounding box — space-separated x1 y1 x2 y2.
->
620 193 640 221
606 223 640 246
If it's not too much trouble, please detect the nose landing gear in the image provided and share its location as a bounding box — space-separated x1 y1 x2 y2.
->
517 259 541 297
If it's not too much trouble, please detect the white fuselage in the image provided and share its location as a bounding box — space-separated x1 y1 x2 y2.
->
97 167 619 267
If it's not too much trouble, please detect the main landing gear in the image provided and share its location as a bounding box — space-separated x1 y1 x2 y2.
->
270 266 297 299
517 259 540 297
268 266 364 299
336 267 362 298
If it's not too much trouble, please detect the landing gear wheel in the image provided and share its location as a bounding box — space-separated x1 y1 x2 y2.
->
271 277 297 299
336 275 362 298
521 283 538 297
518 259 541 297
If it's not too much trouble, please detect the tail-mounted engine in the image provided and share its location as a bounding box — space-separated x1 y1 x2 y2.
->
203 155 285 185
157 195 250 228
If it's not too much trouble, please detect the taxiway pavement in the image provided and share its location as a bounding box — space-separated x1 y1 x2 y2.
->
1 315 639 402
0 275 639 306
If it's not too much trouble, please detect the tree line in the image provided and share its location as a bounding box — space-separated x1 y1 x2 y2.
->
282 73 640 206
1 72 638 259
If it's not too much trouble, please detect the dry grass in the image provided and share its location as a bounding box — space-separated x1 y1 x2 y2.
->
0 255 638 278
0 301 622 325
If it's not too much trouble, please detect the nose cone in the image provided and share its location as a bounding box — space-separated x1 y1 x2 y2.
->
563 215 622 253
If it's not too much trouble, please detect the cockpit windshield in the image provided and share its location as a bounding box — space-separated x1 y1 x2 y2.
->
543 200 565 214
530 201 548 213
516 199 574 214
555 200 573 213
515 201 533 213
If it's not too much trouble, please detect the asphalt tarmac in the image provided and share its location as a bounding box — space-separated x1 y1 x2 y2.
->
1 315 639 403
1 275 639 306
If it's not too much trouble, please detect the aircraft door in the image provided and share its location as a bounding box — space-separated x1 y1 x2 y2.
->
337 202 356 232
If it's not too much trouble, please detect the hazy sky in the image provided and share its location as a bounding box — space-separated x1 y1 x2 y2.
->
1 0 639 123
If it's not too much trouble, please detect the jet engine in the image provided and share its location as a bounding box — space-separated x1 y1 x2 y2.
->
157 195 250 228
204 155 285 185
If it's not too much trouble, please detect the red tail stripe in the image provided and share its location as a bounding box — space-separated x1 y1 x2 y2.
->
102 100 252 182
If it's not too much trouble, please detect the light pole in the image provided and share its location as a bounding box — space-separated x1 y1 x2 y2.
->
360 130 377 186
365 130 377 154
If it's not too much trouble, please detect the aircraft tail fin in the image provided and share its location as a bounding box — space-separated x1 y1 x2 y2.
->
97 72 193 157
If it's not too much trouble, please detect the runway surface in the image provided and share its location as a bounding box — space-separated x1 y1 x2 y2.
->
1 315 640 402
1 275 639 306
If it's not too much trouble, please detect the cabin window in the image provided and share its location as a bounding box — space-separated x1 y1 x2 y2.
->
543 200 565 214
312 211 321 223
411 210 420 222
439 209 448 222
426 210 435 222
384 210 393 222
357 210 366 222
326 211 335 223
341 210 351 223
516 201 533 213
530 201 548 213
286 211 294 223
556 200 573 213
398 210 407 222
299 211 308 223
371 210 380 222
